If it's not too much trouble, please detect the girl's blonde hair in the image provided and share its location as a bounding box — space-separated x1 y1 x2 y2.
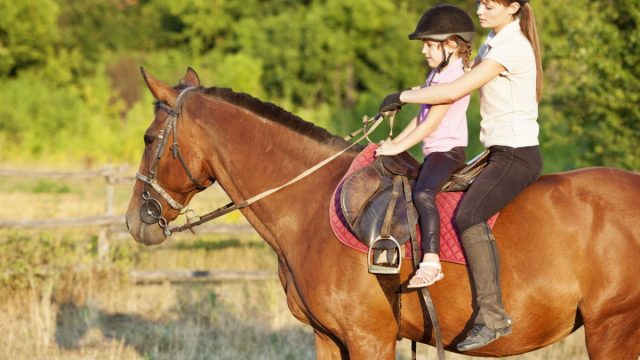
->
452 36 473 72
492 0 543 101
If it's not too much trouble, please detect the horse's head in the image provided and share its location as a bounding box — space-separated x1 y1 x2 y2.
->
125 68 214 245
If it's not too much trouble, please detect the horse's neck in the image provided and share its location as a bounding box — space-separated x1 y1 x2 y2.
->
202 101 353 251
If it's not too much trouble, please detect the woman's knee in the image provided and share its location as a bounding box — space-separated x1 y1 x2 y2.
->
455 208 477 234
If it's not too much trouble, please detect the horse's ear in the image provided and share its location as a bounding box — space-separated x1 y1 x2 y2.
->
180 67 200 88
140 67 178 107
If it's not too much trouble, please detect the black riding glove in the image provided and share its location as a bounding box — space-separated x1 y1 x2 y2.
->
378 92 405 113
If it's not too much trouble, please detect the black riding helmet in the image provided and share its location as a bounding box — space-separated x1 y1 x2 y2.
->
409 4 474 70
408 4 474 43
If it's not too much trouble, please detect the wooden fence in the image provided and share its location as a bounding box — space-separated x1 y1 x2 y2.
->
0 166 269 283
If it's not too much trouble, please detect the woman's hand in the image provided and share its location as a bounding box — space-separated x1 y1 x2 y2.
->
378 92 405 113
375 140 404 156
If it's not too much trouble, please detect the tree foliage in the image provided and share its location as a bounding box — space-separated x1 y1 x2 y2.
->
538 0 639 169
0 0 59 77
0 0 637 170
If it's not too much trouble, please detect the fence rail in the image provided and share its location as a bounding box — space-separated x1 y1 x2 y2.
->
1 166 258 283
130 269 277 284
0 215 123 229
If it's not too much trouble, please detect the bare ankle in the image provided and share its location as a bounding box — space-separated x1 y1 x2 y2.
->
422 253 440 264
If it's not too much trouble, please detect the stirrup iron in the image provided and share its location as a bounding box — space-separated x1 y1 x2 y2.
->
367 235 402 274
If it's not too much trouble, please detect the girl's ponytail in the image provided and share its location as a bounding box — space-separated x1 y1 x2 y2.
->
519 3 543 102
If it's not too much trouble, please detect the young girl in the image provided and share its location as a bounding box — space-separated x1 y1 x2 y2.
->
376 4 474 288
379 0 543 352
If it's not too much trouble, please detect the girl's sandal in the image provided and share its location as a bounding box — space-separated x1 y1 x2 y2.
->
407 261 444 289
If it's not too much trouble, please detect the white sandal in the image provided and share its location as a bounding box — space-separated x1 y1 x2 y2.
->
407 261 444 289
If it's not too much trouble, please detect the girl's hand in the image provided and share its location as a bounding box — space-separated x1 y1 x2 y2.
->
376 140 403 156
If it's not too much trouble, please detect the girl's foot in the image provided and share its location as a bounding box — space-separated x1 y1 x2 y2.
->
407 261 444 288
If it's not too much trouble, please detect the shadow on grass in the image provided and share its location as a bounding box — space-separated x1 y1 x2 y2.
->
55 296 313 359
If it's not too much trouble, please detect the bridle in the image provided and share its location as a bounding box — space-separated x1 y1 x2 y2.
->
135 86 210 236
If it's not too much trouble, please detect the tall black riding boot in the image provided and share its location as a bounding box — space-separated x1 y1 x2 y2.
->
457 222 512 352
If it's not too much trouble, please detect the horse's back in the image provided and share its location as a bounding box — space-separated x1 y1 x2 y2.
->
498 167 640 271
500 167 640 248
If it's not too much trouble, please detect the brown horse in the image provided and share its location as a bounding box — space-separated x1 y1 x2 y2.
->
125 68 640 359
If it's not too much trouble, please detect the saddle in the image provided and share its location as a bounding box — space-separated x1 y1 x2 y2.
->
340 149 490 273
340 153 419 249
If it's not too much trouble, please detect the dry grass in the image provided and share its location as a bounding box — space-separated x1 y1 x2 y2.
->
0 170 590 359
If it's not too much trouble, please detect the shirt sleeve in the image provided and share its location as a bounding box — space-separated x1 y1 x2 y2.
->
484 42 522 73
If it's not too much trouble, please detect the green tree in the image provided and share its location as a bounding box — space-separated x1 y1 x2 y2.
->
0 0 59 76
538 0 640 170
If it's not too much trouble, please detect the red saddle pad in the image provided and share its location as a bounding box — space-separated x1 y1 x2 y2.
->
329 144 498 265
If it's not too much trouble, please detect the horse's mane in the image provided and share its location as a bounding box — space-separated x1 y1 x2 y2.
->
201 87 356 150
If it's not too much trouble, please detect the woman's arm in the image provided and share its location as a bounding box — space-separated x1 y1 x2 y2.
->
400 59 505 105
376 103 451 156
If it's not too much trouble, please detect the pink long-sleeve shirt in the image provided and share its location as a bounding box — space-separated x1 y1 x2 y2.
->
417 58 469 156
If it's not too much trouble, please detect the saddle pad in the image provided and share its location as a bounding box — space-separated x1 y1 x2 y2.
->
329 144 498 265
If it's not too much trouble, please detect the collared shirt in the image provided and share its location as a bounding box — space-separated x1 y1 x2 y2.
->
418 58 469 156
477 20 539 148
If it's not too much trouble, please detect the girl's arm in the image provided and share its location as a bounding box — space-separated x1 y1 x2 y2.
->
400 59 505 105
376 103 451 156
390 116 419 144
390 84 429 142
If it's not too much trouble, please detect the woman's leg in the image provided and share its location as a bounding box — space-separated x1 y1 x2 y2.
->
456 146 542 351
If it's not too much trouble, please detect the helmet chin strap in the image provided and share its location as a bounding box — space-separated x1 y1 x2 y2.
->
437 45 455 72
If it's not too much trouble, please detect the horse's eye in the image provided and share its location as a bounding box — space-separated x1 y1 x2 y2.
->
153 101 162 114
144 134 155 145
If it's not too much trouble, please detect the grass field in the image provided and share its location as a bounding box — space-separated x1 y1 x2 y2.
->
0 171 589 359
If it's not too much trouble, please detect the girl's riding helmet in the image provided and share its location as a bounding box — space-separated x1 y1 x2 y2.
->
408 4 474 42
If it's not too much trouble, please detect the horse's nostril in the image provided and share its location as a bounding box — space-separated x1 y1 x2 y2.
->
125 218 130 231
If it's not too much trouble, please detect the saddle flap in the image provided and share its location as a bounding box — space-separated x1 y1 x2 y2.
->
340 166 383 226
352 185 411 248
378 153 420 179
340 157 414 248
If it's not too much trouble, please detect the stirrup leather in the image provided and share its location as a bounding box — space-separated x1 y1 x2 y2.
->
367 175 406 274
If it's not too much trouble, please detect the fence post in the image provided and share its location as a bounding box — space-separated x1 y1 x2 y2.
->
98 166 115 261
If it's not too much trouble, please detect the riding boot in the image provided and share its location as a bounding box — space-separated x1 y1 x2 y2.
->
457 222 512 352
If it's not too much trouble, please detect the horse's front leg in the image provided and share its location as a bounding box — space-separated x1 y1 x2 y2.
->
344 331 398 360
315 330 349 359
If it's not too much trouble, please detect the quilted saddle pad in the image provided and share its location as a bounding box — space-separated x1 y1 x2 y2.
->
329 144 498 265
